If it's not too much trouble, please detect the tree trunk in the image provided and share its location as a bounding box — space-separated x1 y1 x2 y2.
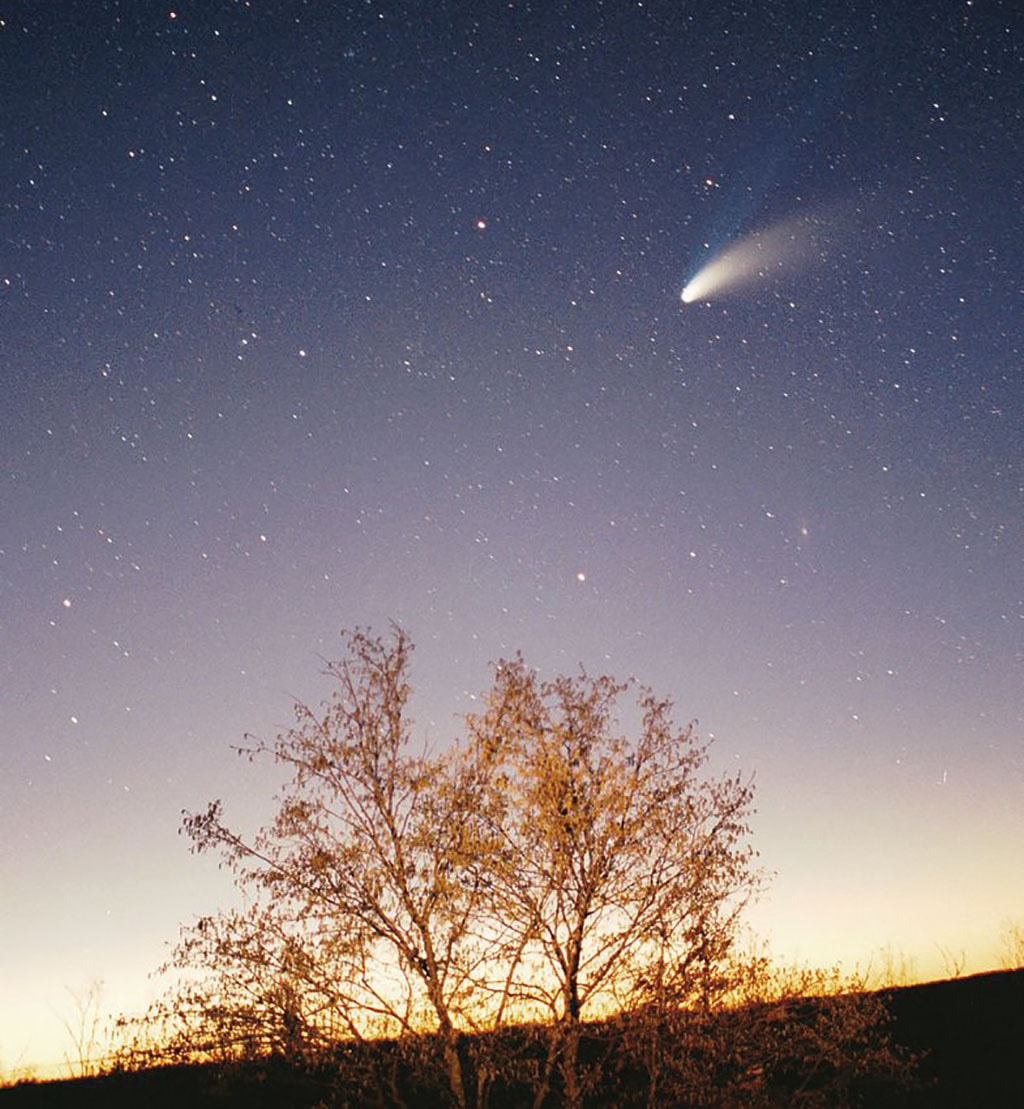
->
531 1024 562 1109
442 1030 466 1109
562 1018 582 1109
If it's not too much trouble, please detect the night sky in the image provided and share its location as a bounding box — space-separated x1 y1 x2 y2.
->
2 0 1022 1076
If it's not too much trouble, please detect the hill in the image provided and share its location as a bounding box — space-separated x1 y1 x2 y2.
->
2 968 1022 1107
883 968 1024 1106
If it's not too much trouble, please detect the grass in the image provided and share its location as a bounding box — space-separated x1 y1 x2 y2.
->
2 968 1022 1107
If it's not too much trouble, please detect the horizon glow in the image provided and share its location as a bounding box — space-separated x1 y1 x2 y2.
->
4 0 1022 1083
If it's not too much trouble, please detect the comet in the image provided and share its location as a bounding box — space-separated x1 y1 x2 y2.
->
681 214 824 304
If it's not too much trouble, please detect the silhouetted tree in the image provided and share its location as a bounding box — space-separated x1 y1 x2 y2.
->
617 949 917 1107
463 659 758 1108
130 626 912 1107
60 979 106 1078
173 627 497 1107
1001 920 1024 969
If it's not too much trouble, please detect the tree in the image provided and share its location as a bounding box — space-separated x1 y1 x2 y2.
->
60 978 106 1078
135 626 909 1107
1000 920 1024 970
171 627 497 1107
462 659 759 1108
615 949 916 1108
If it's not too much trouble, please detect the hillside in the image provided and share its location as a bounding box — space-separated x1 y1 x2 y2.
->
3 968 1022 1107
883 968 1024 1106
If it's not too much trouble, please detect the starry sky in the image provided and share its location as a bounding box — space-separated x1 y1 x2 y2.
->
2 0 1022 1077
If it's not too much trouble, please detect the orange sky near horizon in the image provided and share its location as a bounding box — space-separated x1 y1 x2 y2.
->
4 0 1022 1082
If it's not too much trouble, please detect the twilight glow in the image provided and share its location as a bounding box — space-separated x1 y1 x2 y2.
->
2 0 1022 1081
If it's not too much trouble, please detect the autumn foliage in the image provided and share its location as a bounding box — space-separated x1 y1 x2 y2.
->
118 627 913 1107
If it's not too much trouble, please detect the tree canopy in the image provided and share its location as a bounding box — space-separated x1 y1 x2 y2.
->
126 627 911 1107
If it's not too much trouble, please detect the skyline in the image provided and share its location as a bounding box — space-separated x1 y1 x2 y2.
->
2 0 1022 1077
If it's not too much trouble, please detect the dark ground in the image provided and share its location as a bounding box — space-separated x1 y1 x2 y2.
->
883 968 1024 1106
2 969 1022 1107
